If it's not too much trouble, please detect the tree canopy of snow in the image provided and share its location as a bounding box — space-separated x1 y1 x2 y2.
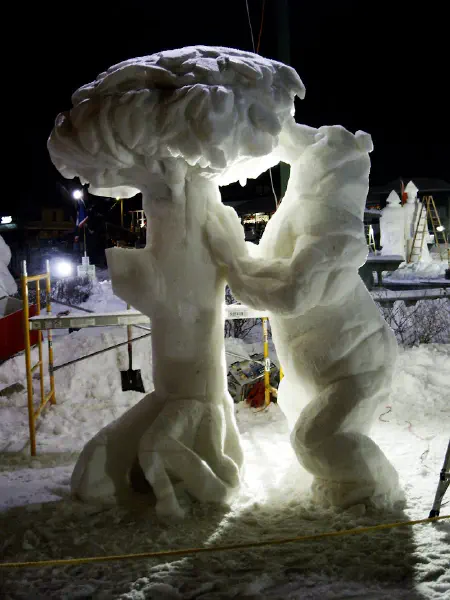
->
206 125 403 509
48 46 401 516
48 45 305 197
0 235 17 298
47 46 310 518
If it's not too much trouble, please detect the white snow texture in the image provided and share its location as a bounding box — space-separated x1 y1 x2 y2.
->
48 46 400 516
0 235 17 298
206 125 402 509
380 181 433 262
380 191 406 258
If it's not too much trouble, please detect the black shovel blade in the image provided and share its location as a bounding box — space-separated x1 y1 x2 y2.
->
121 369 145 393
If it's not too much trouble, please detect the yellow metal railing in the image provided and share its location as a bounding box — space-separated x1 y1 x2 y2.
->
20 268 281 447
262 316 282 407
21 260 55 456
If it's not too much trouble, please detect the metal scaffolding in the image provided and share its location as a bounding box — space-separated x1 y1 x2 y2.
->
21 260 55 456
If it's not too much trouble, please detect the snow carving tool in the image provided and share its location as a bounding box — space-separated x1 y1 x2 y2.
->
121 305 145 393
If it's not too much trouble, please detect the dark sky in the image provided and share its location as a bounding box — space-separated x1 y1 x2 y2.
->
12 0 448 212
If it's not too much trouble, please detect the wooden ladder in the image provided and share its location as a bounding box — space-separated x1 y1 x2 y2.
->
408 195 449 264
426 196 449 263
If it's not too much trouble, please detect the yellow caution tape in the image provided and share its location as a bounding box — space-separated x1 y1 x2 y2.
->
0 514 448 569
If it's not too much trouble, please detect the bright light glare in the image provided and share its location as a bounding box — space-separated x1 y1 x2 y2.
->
1 216 12 224
53 260 73 278
436 225 445 232
72 189 83 200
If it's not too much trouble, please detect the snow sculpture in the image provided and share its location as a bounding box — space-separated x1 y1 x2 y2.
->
404 180 419 239
47 46 307 517
206 125 402 508
0 236 17 298
380 191 406 258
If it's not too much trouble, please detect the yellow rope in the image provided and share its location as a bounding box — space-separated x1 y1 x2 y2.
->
0 515 448 569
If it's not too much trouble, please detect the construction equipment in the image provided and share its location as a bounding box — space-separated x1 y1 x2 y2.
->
120 304 145 393
408 196 449 264
227 351 278 405
429 440 450 518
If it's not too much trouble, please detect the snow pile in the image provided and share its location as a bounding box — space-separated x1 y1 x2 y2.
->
385 260 448 281
0 327 152 455
81 278 127 313
0 235 17 298
0 339 449 598
378 297 450 346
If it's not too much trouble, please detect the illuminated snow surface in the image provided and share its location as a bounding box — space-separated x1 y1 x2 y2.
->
0 283 449 599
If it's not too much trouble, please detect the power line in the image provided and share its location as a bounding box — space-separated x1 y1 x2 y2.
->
244 0 256 52
256 0 266 54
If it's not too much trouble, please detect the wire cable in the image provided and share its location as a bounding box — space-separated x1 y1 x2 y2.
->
245 0 256 52
244 0 279 210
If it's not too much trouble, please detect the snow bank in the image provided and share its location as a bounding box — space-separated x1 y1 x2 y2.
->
0 327 152 455
385 260 448 281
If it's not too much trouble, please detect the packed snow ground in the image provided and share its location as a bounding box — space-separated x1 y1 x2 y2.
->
0 282 449 599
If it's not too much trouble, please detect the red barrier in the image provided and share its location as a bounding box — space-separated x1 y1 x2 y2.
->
0 299 39 361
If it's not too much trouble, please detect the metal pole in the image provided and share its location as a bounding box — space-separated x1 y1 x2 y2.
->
21 260 36 456
35 280 45 407
52 332 151 372
275 0 291 200
45 260 56 404
120 198 124 229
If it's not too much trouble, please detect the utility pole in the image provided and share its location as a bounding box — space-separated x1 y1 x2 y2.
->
275 0 291 200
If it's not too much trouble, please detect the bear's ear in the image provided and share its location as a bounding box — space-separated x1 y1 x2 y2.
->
355 131 373 153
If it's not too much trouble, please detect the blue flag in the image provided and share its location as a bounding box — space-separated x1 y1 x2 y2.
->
76 200 87 227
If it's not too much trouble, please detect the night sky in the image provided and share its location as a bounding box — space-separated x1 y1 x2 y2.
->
13 0 448 213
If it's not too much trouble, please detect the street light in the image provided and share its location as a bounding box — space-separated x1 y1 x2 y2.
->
72 188 88 257
53 259 73 278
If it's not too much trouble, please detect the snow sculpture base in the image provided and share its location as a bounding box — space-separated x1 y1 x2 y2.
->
72 391 242 518
284 373 403 509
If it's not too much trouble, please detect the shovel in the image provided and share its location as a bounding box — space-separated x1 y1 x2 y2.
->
121 307 145 392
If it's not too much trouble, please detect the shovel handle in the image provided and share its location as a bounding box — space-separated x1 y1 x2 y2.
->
127 304 133 370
